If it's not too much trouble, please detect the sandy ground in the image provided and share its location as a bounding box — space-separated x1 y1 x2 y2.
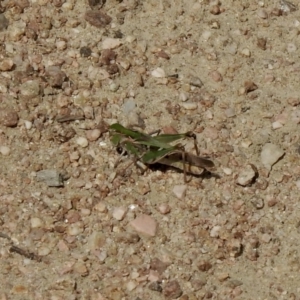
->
1 0 300 299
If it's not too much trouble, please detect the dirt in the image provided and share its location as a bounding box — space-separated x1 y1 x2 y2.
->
0 0 300 299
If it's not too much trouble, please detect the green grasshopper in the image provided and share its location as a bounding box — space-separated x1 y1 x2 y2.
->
109 123 215 182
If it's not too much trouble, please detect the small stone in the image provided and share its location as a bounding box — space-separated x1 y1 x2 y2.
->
236 164 257 186
287 43 297 53
272 121 283 129
112 207 127 221
24 120 32 129
227 239 243 257
240 48 251 57
130 214 157 237
86 232 106 251
86 129 101 141
148 281 163 292
30 217 43 228
190 76 203 88
76 137 89 148
172 185 187 200
122 99 136 114
0 58 14 71
257 38 267 50
150 257 169 273
36 169 65 187
45 66 66 88
251 197 264 209
56 40 67 50
257 8 268 19
67 222 84 236
73 261 88 276
102 38 122 49
210 225 221 238
109 82 119 92
209 70 223 82
180 102 198 110
244 81 258 93
261 143 285 171
20 80 40 99
80 46 92 57
0 146 10 156
151 67 166 78
38 246 51 256
163 280 183 299
85 10 112 28
0 14 9 31
197 260 212 272
126 281 138 292
158 203 171 214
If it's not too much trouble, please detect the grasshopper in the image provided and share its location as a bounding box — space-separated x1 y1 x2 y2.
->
109 123 215 182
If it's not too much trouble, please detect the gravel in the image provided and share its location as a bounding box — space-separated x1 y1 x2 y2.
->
0 0 300 299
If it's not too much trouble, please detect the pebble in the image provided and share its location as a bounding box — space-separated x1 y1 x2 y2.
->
76 137 89 148
163 280 183 299
209 70 223 82
189 76 203 88
86 129 101 142
180 102 198 110
109 82 119 92
0 146 10 156
130 214 157 237
236 164 257 186
67 222 84 236
244 80 258 93
0 58 14 71
30 217 43 228
45 66 67 88
151 67 166 78
36 169 64 187
210 225 221 238
122 99 136 114
126 281 138 292
287 43 297 53
38 247 51 256
257 9 268 19
261 143 285 171
112 207 127 221
86 232 106 251
85 10 112 28
0 14 9 31
172 185 187 200
158 203 171 214
102 38 122 49
20 80 40 99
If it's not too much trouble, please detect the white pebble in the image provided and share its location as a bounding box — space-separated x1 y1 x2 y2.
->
24 120 32 129
261 143 285 171
210 225 221 237
0 146 10 156
151 67 166 78
223 167 232 175
126 281 138 292
102 38 122 49
287 43 297 53
38 247 51 256
236 164 257 186
173 185 187 200
240 48 251 57
67 222 84 236
56 40 67 50
112 207 127 221
31 217 43 228
76 137 89 148
272 121 283 129
181 102 198 110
